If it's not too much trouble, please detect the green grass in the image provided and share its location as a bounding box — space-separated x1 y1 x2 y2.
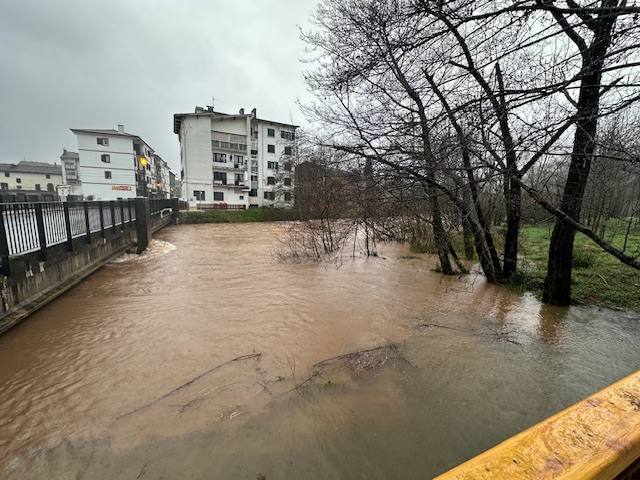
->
513 219 640 311
179 207 299 224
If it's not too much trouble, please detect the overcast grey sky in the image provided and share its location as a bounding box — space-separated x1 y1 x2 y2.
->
0 0 318 173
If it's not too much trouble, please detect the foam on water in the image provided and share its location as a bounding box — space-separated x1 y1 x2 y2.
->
108 239 177 264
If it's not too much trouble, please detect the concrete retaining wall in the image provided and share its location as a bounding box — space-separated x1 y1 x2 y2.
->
0 226 138 335
0 198 178 335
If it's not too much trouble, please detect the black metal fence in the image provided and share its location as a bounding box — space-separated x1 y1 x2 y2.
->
0 200 137 260
149 198 176 226
0 198 178 276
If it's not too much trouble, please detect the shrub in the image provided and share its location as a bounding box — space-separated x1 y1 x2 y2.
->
572 250 596 269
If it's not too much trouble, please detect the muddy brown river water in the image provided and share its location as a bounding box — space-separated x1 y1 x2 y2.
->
1 223 639 479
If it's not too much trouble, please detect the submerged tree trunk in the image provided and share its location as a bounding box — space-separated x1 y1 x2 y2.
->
503 172 522 278
428 182 454 274
462 216 475 260
424 73 503 280
543 13 615 305
495 62 521 279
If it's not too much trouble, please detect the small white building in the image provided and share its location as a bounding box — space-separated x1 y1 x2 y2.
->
174 106 297 208
0 161 63 199
71 125 172 200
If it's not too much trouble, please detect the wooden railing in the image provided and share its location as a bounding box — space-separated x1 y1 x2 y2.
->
435 371 640 479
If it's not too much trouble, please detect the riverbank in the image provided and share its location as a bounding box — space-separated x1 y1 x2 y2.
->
410 219 640 312
179 208 299 224
512 223 640 312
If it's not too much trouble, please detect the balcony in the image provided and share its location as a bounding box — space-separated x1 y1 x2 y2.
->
212 163 247 171
211 140 247 153
212 180 250 190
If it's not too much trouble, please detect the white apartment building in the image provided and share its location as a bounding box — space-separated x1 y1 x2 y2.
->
71 125 172 200
174 106 297 208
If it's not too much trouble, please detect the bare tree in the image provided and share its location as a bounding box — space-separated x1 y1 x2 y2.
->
301 0 640 304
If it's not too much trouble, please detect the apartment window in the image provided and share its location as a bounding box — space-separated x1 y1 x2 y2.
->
193 190 205 201
284 146 293 156
249 189 257 197
16 186 22 190
284 192 292 202
267 176 275 185
35 184 41 191
251 175 258 182
0 183 7 190
281 130 295 140
16 178 21 184
267 161 278 170
97 137 109 146
267 128 275 137
284 162 292 172
213 171 227 184
263 191 275 200
284 177 292 186
104 171 112 179
233 155 244 165
213 191 224 201
213 153 227 163
267 144 275 154
239 195 244 200
251 149 258 156
47 183 54 192
46 174 51 179
101 154 111 163
3 172 9 177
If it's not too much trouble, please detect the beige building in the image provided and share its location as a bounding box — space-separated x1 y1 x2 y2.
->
0 161 63 194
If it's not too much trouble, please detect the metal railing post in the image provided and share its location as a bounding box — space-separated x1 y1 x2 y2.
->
127 200 133 227
83 201 91 244
0 204 11 276
110 201 116 233
34 203 48 261
99 201 105 238
120 200 125 232
63 202 73 252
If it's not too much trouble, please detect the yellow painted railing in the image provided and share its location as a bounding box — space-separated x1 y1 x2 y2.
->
435 371 640 480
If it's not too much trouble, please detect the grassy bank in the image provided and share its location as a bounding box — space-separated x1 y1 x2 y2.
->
179 208 299 224
513 221 640 311
410 218 640 311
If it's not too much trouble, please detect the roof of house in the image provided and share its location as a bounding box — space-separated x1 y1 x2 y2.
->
60 149 79 160
70 128 155 151
173 107 298 134
0 161 62 175
70 128 136 137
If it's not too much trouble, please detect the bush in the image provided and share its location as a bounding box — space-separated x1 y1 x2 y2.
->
572 249 596 269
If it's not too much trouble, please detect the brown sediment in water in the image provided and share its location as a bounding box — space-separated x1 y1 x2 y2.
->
0 223 639 479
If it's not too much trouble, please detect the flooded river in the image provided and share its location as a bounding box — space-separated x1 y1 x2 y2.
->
1 223 639 479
